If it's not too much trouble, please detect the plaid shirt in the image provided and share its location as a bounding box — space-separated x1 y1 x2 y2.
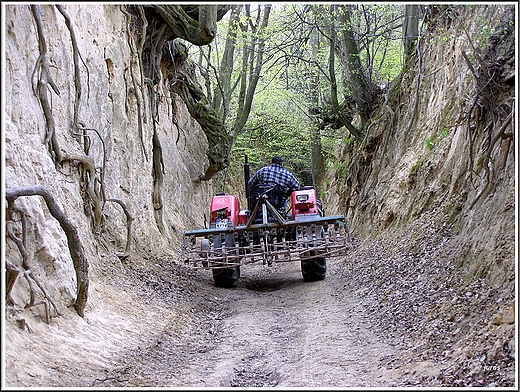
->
248 163 300 193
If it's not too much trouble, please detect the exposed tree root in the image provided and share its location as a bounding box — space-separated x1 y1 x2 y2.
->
31 5 62 163
5 186 89 317
63 154 104 233
439 7 513 217
469 110 514 209
152 127 166 234
5 260 19 305
76 125 107 207
56 5 82 134
7 220 61 323
92 377 129 386
106 199 134 253
121 5 149 162
32 5 104 233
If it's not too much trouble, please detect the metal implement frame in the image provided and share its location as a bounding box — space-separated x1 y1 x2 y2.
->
183 198 351 269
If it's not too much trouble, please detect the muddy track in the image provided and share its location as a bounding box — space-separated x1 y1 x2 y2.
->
100 259 408 388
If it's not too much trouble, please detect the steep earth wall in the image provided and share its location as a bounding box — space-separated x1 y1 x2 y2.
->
2 3 516 387
321 5 516 383
4 4 213 315
326 5 515 291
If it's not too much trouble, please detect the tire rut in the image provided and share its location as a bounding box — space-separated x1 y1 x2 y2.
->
103 259 407 387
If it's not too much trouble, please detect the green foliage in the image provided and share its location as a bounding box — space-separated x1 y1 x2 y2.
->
322 135 355 180
432 27 456 43
440 127 450 140
333 160 349 180
410 157 425 177
343 136 357 146
425 137 435 150
232 86 314 184
425 126 451 151
188 4 412 183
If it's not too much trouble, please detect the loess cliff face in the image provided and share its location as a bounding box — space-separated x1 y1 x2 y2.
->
2 3 516 388
324 4 515 383
326 4 515 290
4 4 213 312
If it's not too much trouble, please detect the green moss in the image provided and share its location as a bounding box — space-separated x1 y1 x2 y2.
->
334 159 349 180
439 126 451 140
425 137 435 150
424 124 451 151
410 157 424 177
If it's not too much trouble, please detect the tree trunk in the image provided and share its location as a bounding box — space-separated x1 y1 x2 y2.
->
336 4 371 130
309 28 326 193
129 5 233 180
328 6 364 141
213 6 241 122
151 5 218 46
403 4 420 58
167 41 231 181
231 4 271 138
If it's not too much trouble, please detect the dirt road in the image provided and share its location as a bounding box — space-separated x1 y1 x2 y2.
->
5 219 514 388
99 258 409 388
6 232 513 388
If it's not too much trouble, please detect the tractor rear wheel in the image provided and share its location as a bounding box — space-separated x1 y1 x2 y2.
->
212 266 240 288
301 254 326 281
299 225 327 281
212 232 240 288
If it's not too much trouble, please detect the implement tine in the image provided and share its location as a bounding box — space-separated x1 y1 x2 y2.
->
183 210 351 268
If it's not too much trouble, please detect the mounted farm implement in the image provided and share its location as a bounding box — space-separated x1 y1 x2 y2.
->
182 157 351 287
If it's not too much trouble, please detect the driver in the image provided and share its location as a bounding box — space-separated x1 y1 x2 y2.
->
248 156 301 205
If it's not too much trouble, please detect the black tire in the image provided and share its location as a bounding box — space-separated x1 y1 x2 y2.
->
300 225 326 281
212 266 239 288
301 255 326 281
212 232 239 288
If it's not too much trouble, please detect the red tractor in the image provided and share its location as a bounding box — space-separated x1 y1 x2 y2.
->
183 156 350 287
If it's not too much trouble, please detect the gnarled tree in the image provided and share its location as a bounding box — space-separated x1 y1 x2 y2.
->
125 4 233 181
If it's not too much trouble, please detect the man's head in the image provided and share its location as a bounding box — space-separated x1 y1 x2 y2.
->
271 156 283 165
